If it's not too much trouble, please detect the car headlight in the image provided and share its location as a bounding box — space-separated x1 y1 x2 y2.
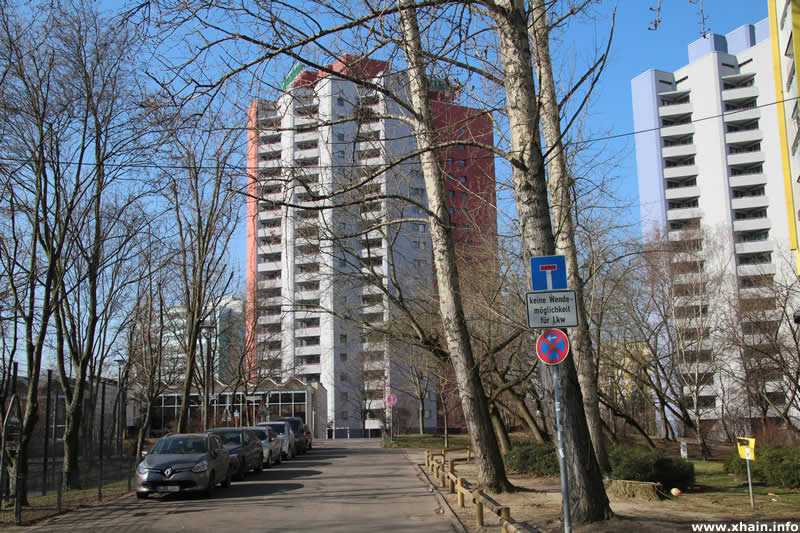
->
192 460 209 473
137 463 148 475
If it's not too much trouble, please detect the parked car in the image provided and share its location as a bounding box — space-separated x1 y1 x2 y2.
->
258 421 295 460
275 417 309 454
136 433 231 499
248 426 282 468
209 428 263 480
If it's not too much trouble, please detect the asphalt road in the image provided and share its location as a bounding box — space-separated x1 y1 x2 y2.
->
20 439 457 532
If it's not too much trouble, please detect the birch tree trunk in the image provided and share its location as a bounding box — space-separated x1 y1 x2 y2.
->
529 0 610 474
488 0 611 520
397 0 512 492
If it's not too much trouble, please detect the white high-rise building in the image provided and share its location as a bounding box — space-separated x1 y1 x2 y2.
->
632 16 800 436
246 56 445 436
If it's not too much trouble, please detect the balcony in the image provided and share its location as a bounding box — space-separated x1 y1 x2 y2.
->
725 130 762 145
662 144 696 158
661 123 695 138
732 217 771 232
723 107 760 123
722 85 758 101
728 173 767 188
737 262 776 277
665 185 700 200
663 164 698 179
727 151 765 167
731 196 768 210
666 207 702 221
735 240 774 255
658 103 693 117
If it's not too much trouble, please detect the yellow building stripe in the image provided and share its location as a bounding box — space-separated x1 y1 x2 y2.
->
769 0 799 266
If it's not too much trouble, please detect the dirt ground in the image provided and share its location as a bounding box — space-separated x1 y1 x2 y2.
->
410 445 800 533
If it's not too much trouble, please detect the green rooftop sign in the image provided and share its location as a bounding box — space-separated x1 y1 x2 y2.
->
280 63 304 91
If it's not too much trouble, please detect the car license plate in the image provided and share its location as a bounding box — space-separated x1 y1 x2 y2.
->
156 485 179 492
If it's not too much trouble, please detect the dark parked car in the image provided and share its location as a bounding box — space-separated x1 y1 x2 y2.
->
136 433 231 499
275 417 309 454
209 428 263 480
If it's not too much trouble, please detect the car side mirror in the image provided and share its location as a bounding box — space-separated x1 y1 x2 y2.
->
141 450 148 458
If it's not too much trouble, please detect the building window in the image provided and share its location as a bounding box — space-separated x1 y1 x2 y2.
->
337 96 344 106
461 192 467 200
411 187 425 197
340 334 348 343
335 150 345 157
449 207 455 214
337 132 345 141
448 190 455 198
424 409 431 419
340 353 348 362
414 259 425 269
460 176 467 183
457 128 464 135
446 158 454 165
458 160 466 167
458 144 465 150
340 410 349 420
415 223 426 232
340 391 349 401
340 373 349 382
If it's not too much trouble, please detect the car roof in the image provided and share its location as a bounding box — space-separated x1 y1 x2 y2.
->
208 427 246 433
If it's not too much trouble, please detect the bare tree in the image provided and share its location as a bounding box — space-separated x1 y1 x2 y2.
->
155 106 241 433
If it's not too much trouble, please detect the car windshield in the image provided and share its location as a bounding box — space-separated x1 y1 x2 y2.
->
251 429 267 440
150 436 207 455
264 423 285 434
213 432 241 445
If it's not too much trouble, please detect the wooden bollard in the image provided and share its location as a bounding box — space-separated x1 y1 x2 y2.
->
474 492 484 526
457 478 465 507
448 462 455 493
500 507 511 533
467 448 472 462
440 467 446 488
424 451 429 468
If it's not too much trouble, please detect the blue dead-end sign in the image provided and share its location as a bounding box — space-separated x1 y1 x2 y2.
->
530 256 568 291
536 329 570 366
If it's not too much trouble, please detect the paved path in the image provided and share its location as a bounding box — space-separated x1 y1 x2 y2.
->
19 439 456 532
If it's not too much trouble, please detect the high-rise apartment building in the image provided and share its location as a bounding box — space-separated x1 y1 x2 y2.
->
632 14 800 436
246 55 496 436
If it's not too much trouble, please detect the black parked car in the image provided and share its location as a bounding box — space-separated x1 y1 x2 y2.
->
208 428 263 480
275 417 309 454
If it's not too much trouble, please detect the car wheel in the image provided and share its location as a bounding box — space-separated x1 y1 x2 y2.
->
136 492 148 500
205 472 216 498
221 465 232 488
264 451 272 469
255 453 263 473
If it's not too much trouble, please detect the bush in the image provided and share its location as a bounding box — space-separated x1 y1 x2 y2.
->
609 445 695 491
724 446 800 489
503 443 560 476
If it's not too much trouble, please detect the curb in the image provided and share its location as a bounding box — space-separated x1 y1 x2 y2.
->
402 451 468 533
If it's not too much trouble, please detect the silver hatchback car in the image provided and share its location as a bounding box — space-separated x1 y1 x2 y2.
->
136 433 231 499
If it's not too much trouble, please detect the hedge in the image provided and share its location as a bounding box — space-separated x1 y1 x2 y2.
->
609 445 695 491
503 442 560 476
724 446 800 489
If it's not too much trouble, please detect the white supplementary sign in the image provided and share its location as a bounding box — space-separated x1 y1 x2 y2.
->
526 290 578 329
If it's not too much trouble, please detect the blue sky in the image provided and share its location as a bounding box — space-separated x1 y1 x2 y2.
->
230 2 772 288
565 2 769 221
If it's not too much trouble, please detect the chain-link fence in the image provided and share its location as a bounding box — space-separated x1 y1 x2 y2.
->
1 369 134 526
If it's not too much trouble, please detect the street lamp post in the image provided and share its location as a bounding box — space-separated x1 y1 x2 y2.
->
115 359 126 457
199 324 215 432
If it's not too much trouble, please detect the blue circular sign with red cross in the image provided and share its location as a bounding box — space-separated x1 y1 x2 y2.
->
536 329 570 366
385 394 398 406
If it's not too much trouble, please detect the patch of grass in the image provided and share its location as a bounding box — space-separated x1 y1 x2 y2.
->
383 433 472 449
682 458 800 520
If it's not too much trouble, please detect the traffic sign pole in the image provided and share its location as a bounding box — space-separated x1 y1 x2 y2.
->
552 364 572 533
